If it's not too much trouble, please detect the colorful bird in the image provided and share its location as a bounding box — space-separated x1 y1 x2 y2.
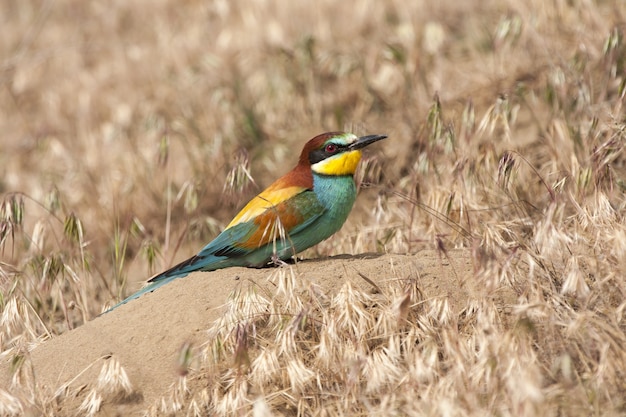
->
106 132 387 311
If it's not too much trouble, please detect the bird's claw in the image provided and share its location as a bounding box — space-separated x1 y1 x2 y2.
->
270 254 289 267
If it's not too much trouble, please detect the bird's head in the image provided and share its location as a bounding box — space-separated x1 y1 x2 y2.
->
299 132 387 176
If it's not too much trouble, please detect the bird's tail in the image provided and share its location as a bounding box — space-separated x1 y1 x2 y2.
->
101 256 198 313
101 253 228 314
103 272 187 313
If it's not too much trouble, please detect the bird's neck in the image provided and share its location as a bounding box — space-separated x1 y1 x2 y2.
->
312 172 357 215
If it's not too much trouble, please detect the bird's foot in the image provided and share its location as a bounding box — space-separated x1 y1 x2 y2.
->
270 254 290 267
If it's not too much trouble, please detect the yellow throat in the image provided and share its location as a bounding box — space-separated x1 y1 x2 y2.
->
311 149 362 176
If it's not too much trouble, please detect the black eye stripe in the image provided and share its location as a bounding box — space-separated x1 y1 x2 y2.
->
308 143 348 164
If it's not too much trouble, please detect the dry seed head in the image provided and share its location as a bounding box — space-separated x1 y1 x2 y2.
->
182 180 200 213
560 257 590 300
203 284 271 371
213 378 249 416
270 268 304 312
0 388 23 416
428 298 453 326
408 344 438 385
532 203 571 256
285 358 315 394
497 151 516 189
177 342 194 377
187 397 206 417
1 297 40 347
0 196 24 227
363 346 403 393
29 220 46 254
223 148 255 199
233 324 250 370
252 397 272 417
95 357 133 399
78 390 102 417
461 99 476 141
504 354 544 407
157 135 169 167
250 348 281 386
354 155 384 190
330 282 376 339
208 284 269 339
1 297 22 339
158 377 188 414
394 291 412 325
63 212 84 245
312 321 336 371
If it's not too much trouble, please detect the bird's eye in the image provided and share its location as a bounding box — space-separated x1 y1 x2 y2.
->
325 143 338 153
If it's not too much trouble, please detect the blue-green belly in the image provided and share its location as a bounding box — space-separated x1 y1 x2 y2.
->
240 173 357 265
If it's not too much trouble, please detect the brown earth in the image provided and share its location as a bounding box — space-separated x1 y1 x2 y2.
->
1 249 517 415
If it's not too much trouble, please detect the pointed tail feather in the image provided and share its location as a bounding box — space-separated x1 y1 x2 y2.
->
102 253 232 314
103 272 188 313
148 253 206 283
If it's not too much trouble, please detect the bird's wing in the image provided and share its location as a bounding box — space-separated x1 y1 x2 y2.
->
198 187 326 258
225 185 307 228
144 186 323 285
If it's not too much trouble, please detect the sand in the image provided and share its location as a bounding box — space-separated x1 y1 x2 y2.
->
0 250 517 415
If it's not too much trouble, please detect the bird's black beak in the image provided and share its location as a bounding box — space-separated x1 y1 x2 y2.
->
349 134 388 150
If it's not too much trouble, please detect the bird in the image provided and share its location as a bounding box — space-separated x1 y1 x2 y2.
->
105 131 387 312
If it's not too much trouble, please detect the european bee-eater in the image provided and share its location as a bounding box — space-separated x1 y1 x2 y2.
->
106 132 387 311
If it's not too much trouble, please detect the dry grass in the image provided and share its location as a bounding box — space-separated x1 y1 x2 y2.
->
1 0 626 415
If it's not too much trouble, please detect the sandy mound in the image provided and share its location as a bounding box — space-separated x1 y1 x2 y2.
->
1 250 517 415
